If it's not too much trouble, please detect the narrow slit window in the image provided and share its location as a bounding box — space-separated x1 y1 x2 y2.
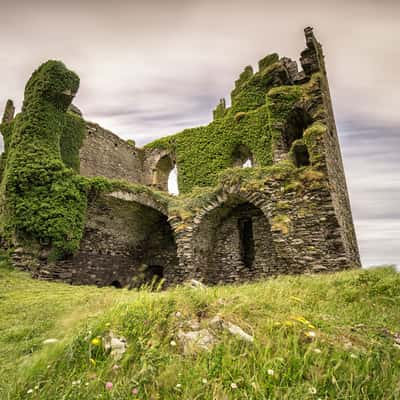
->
238 217 255 268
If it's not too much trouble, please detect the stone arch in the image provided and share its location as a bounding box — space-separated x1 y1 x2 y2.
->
76 190 178 287
231 144 254 168
191 189 277 284
148 150 177 193
108 190 168 216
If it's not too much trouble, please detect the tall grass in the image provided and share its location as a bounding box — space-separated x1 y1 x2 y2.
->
1 261 399 399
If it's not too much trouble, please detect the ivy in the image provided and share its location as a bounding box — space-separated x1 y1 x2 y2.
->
0 60 88 258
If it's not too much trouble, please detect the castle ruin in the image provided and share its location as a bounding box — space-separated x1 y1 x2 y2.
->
0 27 361 287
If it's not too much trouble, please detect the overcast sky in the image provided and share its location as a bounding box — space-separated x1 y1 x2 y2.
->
0 0 399 268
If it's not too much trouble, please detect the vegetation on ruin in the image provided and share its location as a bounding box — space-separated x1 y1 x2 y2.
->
1 258 399 399
0 61 88 259
144 55 322 194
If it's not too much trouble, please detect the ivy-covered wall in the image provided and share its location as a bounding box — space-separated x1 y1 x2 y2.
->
145 57 316 194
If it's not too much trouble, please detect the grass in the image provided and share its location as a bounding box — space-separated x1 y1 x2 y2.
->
0 259 399 399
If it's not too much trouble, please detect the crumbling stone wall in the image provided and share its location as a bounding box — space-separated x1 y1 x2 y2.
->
79 122 145 184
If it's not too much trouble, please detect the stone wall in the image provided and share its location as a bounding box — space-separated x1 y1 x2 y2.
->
300 27 360 267
79 122 145 184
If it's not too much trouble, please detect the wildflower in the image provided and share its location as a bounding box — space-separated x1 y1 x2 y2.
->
105 382 113 390
72 380 81 385
170 340 177 347
202 378 208 384
313 348 322 354
267 369 274 376
112 364 120 371
230 383 238 389
91 337 101 346
309 386 317 394
305 331 316 338
293 316 310 325
132 387 139 395
176 383 182 388
34 385 39 390
27 389 34 394
175 311 182 318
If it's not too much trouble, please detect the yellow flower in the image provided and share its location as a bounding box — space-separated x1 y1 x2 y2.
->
91 337 101 346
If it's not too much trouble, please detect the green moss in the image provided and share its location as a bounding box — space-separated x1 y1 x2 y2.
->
0 60 88 257
271 214 291 235
303 122 327 167
126 139 136 147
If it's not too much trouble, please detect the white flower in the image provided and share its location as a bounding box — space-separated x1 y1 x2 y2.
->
170 340 177 347
34 385 39 390
176 383 182 388
309 386 317 394
306 331 316 338
313 348 322 354
267 369 274 376
27 389 34 394
175 311 182 318
202 378 208 384
231 382 238 389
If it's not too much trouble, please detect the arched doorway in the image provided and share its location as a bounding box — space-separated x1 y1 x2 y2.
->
192 197 276 284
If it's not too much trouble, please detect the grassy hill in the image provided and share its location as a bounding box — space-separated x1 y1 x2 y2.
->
0 258 399 400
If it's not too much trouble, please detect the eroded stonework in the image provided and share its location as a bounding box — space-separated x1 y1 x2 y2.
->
2 27 361 287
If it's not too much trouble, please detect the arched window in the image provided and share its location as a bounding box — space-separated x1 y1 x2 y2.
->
153 154 179 194
232 144 254 168
283 107 312 166
167 164 179 195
